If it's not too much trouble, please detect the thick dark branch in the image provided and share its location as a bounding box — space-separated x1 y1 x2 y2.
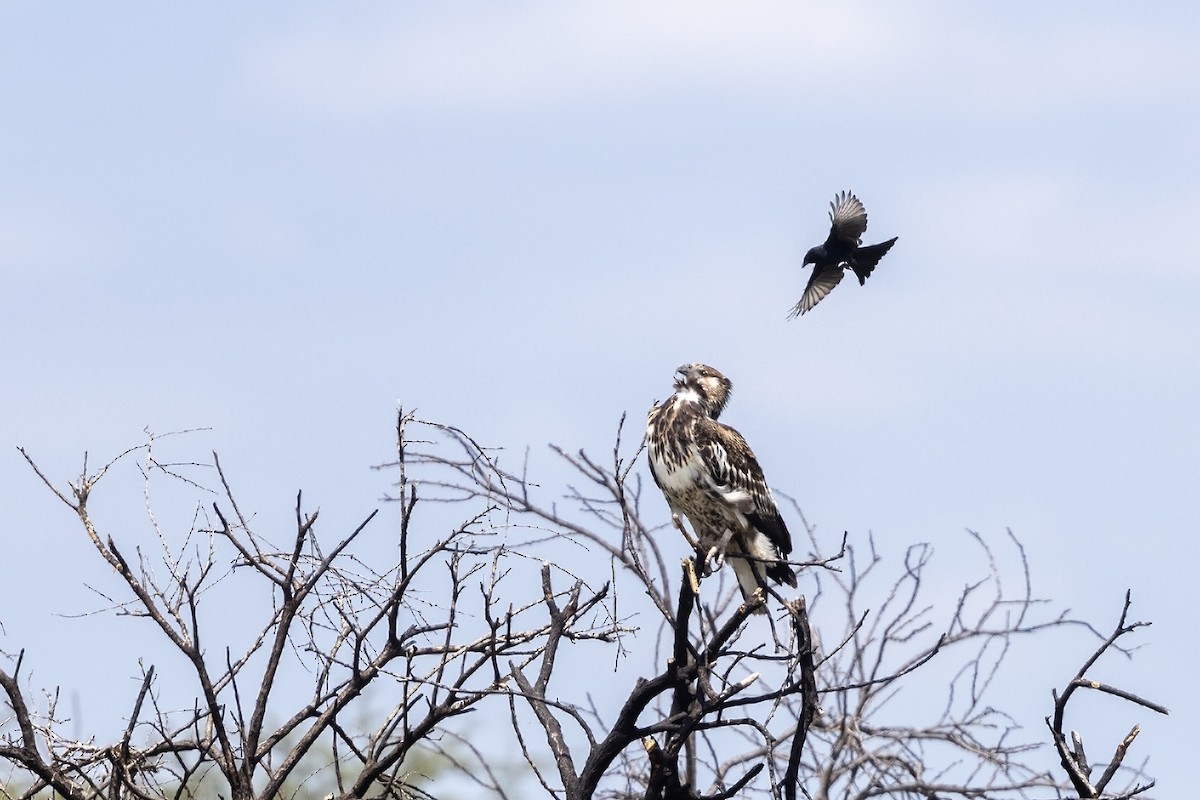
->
246 500 379 772
184 589 241 788
1068 678 1169 716
507 565 586 797
511 664 578 797
783 598 817 800
1047 591 1164 799
111 665 156 800
0 652 86 800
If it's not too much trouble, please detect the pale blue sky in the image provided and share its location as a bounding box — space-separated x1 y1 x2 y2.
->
3 3 1196 795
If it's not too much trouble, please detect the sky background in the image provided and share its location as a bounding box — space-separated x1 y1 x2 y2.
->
2 3 1196 796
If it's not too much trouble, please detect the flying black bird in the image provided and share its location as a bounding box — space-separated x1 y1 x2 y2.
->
646 363 796 611
790 190 897 317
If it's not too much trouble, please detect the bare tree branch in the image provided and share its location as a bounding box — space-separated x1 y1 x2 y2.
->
1046 590 1167 799
7 417 1162 800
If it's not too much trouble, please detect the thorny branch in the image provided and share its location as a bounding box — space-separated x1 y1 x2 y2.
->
7 416 626 800
6 414 1162 800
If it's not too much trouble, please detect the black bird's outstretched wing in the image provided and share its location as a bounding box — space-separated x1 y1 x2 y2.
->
828 190 869 245
789 267 844 318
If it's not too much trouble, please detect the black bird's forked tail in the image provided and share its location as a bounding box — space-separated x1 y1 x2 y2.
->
850 236 898 285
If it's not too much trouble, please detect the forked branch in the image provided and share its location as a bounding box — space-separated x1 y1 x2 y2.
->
1046 590 1167 799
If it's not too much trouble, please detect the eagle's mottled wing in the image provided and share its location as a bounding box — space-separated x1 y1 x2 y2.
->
645 401 684 517
694 418 792 557
789 267 844 318
645 403 667 490
828 190 868 245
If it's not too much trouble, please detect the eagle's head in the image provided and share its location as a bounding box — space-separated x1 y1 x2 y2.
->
674 363 733 419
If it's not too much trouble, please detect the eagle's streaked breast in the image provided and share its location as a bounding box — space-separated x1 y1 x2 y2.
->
646 363 797 606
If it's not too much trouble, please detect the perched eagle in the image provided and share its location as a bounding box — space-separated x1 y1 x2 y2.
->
646 363 797 610
790 190 898 317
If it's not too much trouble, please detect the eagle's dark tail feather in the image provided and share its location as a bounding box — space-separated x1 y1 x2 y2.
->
850 236 898 285
768 560 798 588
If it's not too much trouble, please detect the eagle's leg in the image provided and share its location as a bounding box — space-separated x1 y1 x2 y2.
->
705 527 737 575
673 513 700 550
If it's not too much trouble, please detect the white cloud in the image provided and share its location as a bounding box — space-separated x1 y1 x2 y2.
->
242 3 901 117
241 4 1200 123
